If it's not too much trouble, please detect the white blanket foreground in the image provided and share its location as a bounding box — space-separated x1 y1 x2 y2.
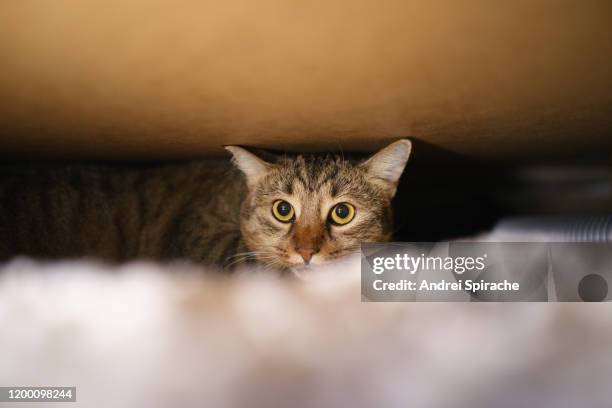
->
0 255 610 408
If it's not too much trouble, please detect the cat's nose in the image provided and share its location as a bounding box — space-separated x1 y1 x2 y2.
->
297 248 317 263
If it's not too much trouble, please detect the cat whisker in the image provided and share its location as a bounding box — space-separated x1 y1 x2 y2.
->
226 250 273 259
224 254 260 267
224 251 281 268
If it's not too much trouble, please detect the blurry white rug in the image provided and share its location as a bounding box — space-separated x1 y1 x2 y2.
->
0 256 610 408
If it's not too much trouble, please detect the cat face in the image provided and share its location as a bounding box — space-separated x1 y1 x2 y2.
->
226 140 411 272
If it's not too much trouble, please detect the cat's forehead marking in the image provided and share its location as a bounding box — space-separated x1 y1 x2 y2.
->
286 154 348 194
259 154 379 212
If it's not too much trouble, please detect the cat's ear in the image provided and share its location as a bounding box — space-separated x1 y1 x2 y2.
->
225 146 272 188
360 139 412 196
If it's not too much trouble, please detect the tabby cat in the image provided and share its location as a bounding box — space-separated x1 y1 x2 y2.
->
0 140 411 271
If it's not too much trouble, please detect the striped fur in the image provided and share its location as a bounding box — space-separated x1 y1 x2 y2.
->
0 160 244 266
0 140 411 271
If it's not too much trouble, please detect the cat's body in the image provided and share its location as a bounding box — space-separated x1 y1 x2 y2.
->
0 160 246 265
0 140 412 270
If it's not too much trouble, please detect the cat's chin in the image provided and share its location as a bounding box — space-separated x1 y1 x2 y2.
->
289 253 362 280
289 262 334 280
290 263 319 280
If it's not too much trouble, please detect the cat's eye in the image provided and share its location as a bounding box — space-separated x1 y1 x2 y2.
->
272 200 295 223
329 203 355 225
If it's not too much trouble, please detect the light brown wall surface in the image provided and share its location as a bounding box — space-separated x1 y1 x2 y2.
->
1 0 611 161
